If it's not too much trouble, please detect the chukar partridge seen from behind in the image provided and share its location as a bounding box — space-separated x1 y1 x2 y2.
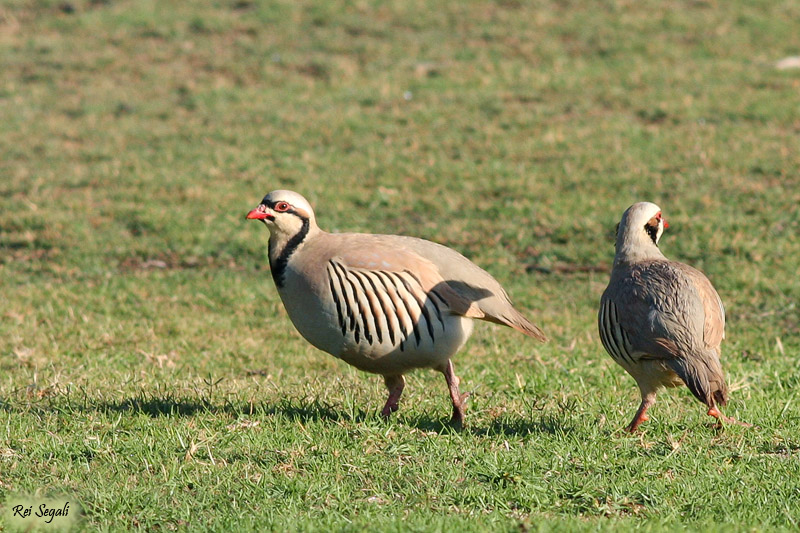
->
599 202 749 431
247 190 547 428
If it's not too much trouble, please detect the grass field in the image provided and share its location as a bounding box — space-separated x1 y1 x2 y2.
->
2 0 800 530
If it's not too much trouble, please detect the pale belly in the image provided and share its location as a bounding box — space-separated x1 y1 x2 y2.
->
276 272 474 376
624 358 685 390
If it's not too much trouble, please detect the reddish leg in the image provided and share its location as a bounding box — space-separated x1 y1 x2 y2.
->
442 360 471 430
707 406 752 428
380 375 405 419
626 393 656 432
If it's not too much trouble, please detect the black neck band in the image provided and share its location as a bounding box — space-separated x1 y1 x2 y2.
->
270 215 310 288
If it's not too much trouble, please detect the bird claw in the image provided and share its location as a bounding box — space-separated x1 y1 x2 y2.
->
625 410 650 432
448 391 474 430
380 402 399 420
707 407 753 428
448 412 465 431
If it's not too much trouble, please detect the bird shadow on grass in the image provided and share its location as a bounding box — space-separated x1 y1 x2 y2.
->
478 414 578 437
399 412 577 437
93 394 372 424
0 390 371 425
1 391 574 435
0 392 224 418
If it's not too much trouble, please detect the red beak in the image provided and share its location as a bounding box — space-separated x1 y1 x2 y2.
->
246 208 271 220
663 220 669 229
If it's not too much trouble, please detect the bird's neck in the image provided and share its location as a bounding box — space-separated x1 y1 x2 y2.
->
268 223 318 288
613 239 666 267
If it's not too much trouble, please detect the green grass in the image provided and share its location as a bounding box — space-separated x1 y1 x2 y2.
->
2 0 800 530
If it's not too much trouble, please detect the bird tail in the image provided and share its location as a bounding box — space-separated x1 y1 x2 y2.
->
480 308 548 342
439 279 548 342
667 350 728 407
505 310 548 342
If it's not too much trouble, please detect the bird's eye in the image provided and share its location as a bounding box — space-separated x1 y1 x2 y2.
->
274 202 290 212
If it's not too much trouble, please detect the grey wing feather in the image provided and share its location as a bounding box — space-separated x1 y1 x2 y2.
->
669 262 725 348
388 235 548 341
603 261 707 361
598 297 637 366
601 260 729 407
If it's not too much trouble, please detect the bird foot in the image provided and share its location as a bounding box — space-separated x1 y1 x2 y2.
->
625 412 649 433
380 402 399 420
448 416 464 431
380 375 405 421
448 392 472 431
707 407 752 428
448 409 466 431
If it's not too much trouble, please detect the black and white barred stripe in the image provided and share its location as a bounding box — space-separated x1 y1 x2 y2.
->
598 299 636 366
326 259 447 352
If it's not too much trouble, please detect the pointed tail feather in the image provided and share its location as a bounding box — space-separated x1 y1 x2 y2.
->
435 280 548 342
484 309 548 342
667 351 728 408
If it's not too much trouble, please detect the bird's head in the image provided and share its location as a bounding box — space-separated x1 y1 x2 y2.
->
246 190 317 239
614 202 668 263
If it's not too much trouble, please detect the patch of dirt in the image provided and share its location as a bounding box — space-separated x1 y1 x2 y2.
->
526 262 608 275
0 246 61 264
117 253 245 272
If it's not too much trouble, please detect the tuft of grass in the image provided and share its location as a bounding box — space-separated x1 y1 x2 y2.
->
2 0 800 530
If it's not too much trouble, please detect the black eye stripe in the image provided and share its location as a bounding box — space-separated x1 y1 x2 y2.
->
261 199 293 213
644 220 659 244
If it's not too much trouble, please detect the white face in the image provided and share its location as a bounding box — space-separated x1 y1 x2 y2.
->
246 190 316 237
619 202 666 246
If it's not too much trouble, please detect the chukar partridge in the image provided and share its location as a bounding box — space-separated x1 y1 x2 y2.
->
599 202 749 432
246 190 547 428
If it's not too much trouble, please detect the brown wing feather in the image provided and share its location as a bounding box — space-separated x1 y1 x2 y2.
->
333 246 478 313
330 236 546 341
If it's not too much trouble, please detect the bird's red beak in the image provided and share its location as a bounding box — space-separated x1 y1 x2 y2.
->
246 206 272 221
663 219 669 229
